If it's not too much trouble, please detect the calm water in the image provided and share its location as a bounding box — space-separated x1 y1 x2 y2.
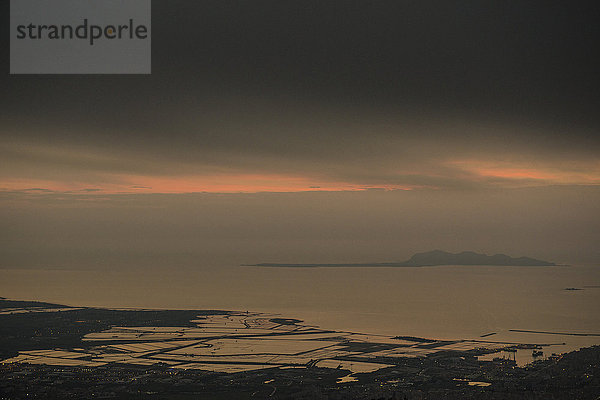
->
1 264 599 355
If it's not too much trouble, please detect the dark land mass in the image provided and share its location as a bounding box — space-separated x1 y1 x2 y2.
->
0 299 230 361
247 250 556 268
2 298 599 399
0 299 71 309
2 346 599 399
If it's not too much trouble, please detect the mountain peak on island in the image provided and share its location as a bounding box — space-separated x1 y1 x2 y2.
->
403 250 555 266
246 250 556 268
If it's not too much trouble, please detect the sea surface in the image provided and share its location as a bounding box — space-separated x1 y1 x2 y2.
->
1 264 599 362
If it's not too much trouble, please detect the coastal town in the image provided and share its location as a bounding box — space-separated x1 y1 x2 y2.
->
1 298 599 399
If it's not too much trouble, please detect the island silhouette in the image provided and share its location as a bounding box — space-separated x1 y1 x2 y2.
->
246 250 555 268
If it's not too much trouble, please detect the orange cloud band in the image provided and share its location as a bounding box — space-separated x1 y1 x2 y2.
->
0 174 411 194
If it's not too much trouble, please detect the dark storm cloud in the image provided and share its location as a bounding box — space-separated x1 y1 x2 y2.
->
3 1 600 123
155 1 600 119
1 1 599 190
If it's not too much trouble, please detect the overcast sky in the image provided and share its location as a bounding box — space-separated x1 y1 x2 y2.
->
1 1 599 267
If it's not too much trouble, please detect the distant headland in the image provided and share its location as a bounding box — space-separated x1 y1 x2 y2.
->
245 250 556 268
